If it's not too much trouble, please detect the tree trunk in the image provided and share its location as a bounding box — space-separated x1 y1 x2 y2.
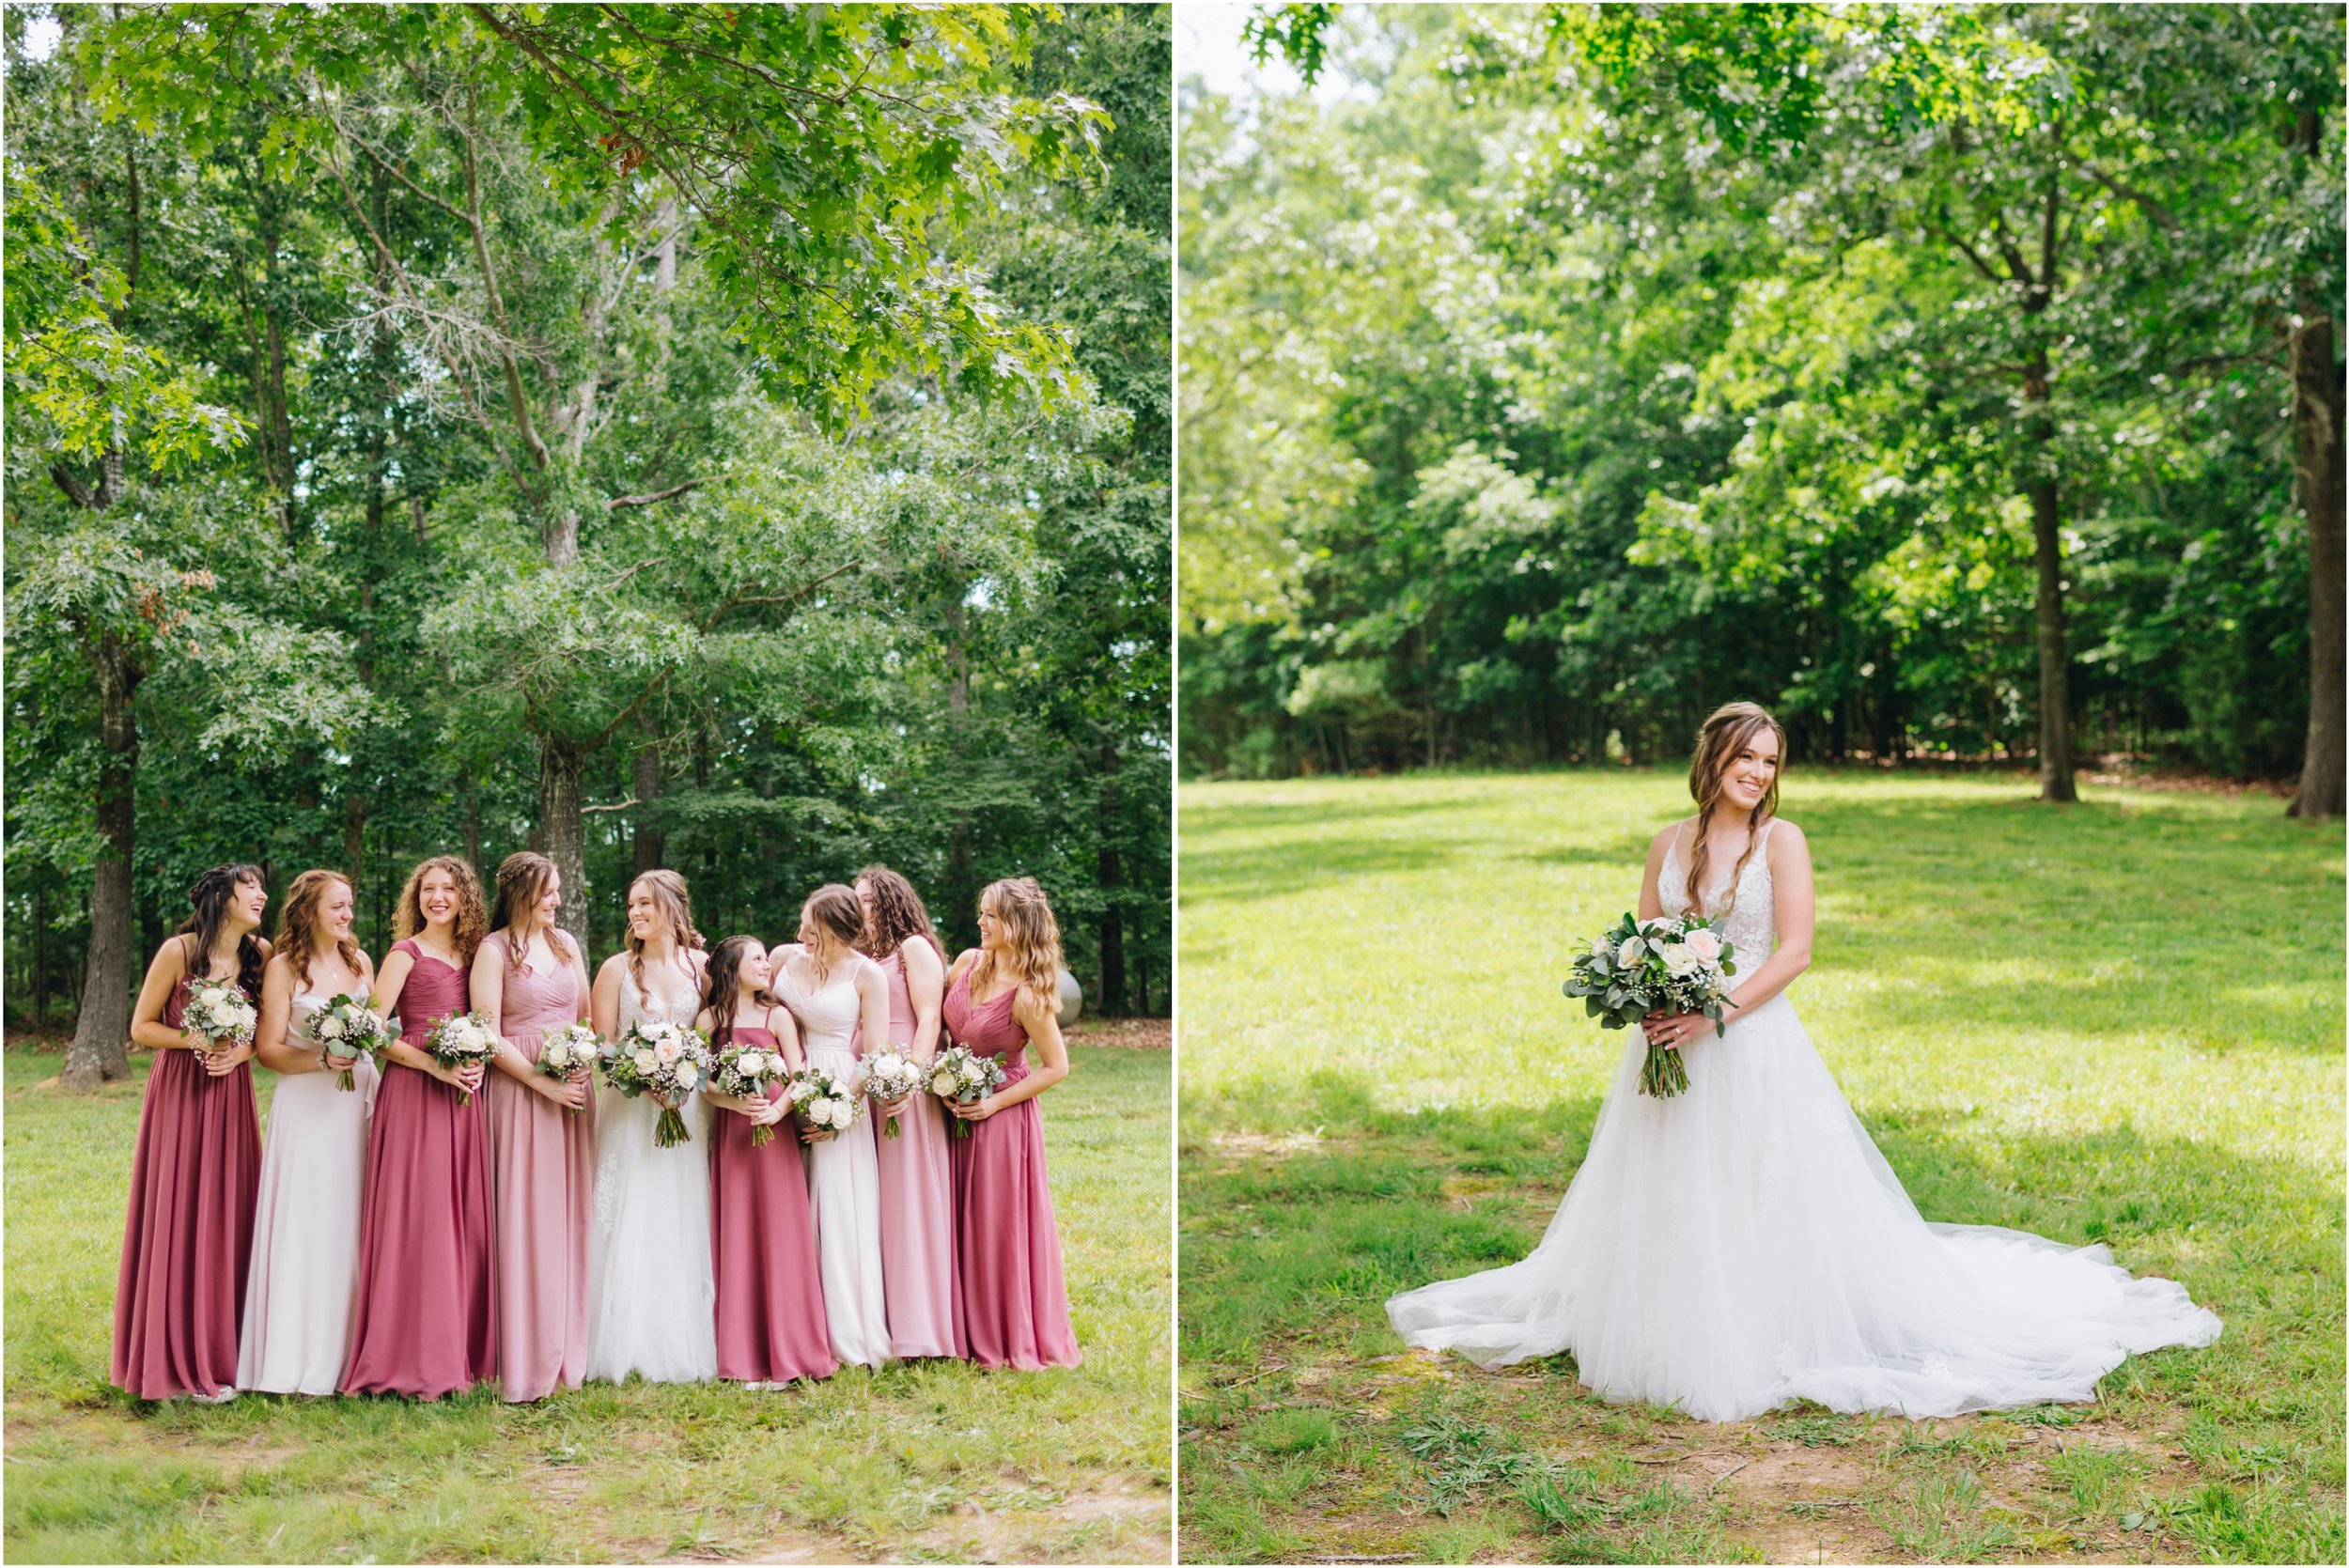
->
945 600 975 945
1095 740 1126 1017
2029 474 2078 801
2289 313 2345 818
65 632 142 1089
534 737 589 940
631 731 666 875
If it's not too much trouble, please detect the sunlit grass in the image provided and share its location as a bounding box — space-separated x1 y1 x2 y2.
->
1178 768 2342 1564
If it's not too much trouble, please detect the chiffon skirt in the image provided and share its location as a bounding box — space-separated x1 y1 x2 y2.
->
949 1093 1081 1370
876 1092 957 1358
238 1063 376 1394
711 1089 837 1385
113 1051 261 1399
802 1044 892 1368
1386 986 2223 1421
484 1062 595 1402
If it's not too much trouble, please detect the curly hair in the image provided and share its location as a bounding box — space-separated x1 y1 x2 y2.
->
489 851 575 970
275 869 366 992
625 869 705 996
176 862 269 998
391 854 489 966
1683 701 1786 918
855 864 946 966
972 876 1062 1016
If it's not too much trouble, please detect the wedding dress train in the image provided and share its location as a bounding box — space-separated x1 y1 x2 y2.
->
1386 820 2221 1421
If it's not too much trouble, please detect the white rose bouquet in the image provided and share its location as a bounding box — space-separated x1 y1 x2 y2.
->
788 1066 863 1141
1563 911 1739 1099
861 1045 926 1140
928 1045 1007 1140
599 1019 710 1147
422 1009 501 1104
709 1039 793 1147
534 1023 600 1116
309 992 391 1091
180 977 258 1055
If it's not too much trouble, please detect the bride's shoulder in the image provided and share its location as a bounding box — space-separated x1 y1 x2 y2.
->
1646 818 1695 858
1765 816 1810 855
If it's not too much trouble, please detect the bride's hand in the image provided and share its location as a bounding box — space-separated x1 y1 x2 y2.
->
1642 1010 1708 1050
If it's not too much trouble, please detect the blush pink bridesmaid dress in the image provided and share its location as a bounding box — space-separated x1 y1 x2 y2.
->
869 944 956 1358
940 968 1081 1370
479 930 595 1403
708 1022 836 1386
112 941 262 1400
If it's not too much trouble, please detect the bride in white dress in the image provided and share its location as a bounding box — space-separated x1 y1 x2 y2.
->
770 884 895 1369
1388 700 2221 1421
586 869 718 1384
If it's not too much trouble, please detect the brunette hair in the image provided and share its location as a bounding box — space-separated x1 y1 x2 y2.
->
625 869 705 995
489 850 574 970
1683 701 1787 917
390 854 489 966
275 869 366 992
855 864 946 965
176 862 268 998
800 883 865 955
972 876 1062 1015
701 934 769 1042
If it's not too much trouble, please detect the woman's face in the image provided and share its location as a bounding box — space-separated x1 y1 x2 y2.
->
740 945 773 990
854 879 875 927
977 896 1005 954
1720 729 1781 811
627 884 657 939
797 906 820 951
319 880 355 943
232 876 269 930
418 869 459 929
538 870 564 924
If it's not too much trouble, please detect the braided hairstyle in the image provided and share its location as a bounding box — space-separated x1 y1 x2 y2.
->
1682 701 1786 918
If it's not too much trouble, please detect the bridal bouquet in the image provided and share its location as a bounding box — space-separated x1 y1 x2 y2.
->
928 1045 1006 1140
180 977 257 1054
601 1019 710 1147
423 1009 501 1103
789 1067 863 1141
535 1022 600 1115
309 992 391 1091
861 1046 926 1140
710 1039 793 1146
1563 912 1739 1098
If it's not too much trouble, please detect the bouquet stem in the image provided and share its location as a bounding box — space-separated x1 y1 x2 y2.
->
949 1112 975 1140
654 1104 692 1147
882 1118 903 1141
336 1066 357 1093
1639 1039 1689 1099
750 1122 774 1149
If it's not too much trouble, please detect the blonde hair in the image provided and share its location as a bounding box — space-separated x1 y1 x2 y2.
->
489 851 574 970
1684 701 1786 918
626 869 704 994
276 869 365 992
973 877 1062 1013
391 855 488 966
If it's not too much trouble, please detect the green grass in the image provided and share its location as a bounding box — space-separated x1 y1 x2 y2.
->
1178 768 2343 1564
5 1031 1173 1563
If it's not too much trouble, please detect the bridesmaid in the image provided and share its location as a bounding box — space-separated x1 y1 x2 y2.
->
341 856 496 1399
240 869 379 1395
474 852 596 1404
941 877 1081 1369
854 866 957 1358
770 886 894 1368
699 936 836 1389
114 864 270 1401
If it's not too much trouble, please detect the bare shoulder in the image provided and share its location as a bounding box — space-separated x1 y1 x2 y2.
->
1647 818 1692 860
1767 816 1808 846
900 937 945 975
1766 817 1811 860
593 951 629 982
949 947 981 978
255 935 274 960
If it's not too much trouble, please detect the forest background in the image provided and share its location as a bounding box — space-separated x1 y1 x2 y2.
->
6 2 1174 1093
1179 2 2342 814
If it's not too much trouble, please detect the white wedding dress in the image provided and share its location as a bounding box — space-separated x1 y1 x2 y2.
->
1387 818 2222 1421
586 962 718 1384
777 958 893 1369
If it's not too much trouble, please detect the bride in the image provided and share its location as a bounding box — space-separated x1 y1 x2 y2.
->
1387 701 2222 1421
585 868 718 1383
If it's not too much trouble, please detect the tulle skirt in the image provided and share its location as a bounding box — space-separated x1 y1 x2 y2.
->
1386 986 2222 1421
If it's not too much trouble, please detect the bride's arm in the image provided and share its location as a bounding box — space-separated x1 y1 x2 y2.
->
1637 827 1672 922
1715 822 1815 1023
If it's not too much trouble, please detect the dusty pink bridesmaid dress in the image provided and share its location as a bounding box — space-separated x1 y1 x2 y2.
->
870 945 957 1358
340 939 495 1398
709 1023 836 1385
480 931 595 1403
941 969 1081 1370
112 945 262 1400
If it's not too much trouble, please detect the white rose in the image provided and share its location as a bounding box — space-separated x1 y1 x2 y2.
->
739 1050 768 1079
1616 937 1648 967
1662 943 1701 976
653 1039 681 1065
871 1051 902 1077
546 1040 571 1069
929 1069 957 1096
1683 927 1722 963
320 1017 345 1041
807 1095 836 1124
676 1060 699 1088
633 1048 657 1073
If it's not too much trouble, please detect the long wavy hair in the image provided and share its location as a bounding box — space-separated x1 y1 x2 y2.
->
800 883 865 967
625 869 705 995
489 850 574 970
176 862 268 998
972 876 1061 1014
1684 701 1787 918
275 869 366 992
855 864 945 966
700 934 769 1042
391 854 489 966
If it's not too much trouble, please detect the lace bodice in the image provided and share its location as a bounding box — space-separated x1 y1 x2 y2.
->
1659 819 1779 976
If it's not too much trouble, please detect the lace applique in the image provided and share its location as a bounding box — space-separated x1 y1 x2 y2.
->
1659 825 1778 969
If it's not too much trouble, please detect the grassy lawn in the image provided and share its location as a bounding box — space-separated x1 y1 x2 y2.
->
1178 769 2343 1565
5 1024 1172 1564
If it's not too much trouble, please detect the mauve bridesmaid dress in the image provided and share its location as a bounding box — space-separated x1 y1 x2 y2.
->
870 945 957 1358
340 939 496 1398
708 1022 836 1385
941 968 1081 1370
480 930 595 1403
112 941 262 1400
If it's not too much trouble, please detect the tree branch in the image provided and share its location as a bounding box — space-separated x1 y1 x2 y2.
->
605 478 706 511
2078 163 2181 234
698 556 866 631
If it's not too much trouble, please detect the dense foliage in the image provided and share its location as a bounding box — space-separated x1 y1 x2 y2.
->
6 3 1172 1069
1180 4 2341 797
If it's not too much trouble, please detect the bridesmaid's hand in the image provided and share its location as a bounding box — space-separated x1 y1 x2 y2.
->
180 1026 212 1054
537 1072 590 1112
201 1039 254 1077
451 1061 488 1096
750 1096 790 1128
871 1090 910 1120
797 1116 837 1144
945 1094 997 1125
